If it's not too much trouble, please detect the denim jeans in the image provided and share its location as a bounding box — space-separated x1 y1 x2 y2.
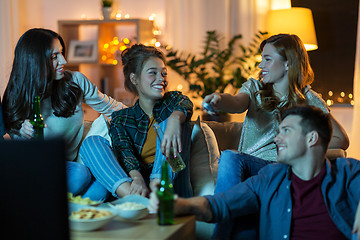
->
212 150 272 240
66 161 109 201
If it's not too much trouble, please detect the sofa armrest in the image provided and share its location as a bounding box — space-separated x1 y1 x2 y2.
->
326 148 346 160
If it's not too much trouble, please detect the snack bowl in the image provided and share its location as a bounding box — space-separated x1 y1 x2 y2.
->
68 205 117 231
108 195 149 221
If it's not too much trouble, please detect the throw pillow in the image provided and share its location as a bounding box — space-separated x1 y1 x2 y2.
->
190 117 220 196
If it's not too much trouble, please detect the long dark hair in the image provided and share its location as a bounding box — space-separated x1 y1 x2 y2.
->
257 34 314 111
2 28 82 134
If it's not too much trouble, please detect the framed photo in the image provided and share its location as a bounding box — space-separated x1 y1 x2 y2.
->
67 40 98 63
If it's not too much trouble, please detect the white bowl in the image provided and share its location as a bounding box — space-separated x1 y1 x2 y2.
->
109 195 149 221
68 206 116 231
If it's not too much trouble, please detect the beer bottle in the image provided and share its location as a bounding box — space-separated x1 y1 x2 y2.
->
157 160 174 225
29 96 44 139
153 122 186 173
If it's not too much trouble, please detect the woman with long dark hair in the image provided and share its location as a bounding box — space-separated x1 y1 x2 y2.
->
2 28 125 200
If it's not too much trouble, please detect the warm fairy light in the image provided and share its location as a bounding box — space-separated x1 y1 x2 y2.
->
151 38 157 44
100 37 133 65
124 14 130 19
113 37 119 45
115 11 122 20
325 90 353 105
255 54 262 62
351 100 355 105
177 84 183 91
155 41 161 47
153 30 162 35
149 14 156 21
81 14 87 19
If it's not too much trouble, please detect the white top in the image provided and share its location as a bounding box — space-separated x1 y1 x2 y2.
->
237 78 329 162
40 71 125 161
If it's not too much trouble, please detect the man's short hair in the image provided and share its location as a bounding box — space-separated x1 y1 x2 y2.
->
281 105 333 150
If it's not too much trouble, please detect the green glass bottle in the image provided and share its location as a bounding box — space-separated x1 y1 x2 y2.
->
157 160 174 225
29 96 44 139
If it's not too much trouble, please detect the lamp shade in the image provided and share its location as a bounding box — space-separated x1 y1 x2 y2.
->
266 7 318 51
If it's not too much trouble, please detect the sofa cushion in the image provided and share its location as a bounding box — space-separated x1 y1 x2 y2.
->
190 117 220 196
204 121 243 151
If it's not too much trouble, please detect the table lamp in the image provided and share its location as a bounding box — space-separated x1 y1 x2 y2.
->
266 7 318 51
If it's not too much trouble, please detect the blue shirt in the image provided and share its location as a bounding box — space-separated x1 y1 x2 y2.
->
205 158 360 239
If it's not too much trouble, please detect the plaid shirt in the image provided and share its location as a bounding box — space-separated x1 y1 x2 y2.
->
110 91 193 174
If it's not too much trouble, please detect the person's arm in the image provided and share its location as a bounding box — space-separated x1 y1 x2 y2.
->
328 114 349 150
202 92 250 114
175 197 213 222
148 191 213 222
353 201 360 239
157 91 193 157
161 111 185 158
73 71 127 118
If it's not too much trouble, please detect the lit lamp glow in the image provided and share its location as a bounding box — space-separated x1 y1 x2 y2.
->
266 7 318 51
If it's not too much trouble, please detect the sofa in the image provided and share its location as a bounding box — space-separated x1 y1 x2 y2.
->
83 117 346 239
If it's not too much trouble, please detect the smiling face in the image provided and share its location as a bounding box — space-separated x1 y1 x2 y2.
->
274 115 308 165
132 57 168 101
259 43 288 85
51 38 67 80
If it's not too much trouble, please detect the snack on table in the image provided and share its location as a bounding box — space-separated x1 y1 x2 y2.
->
68 192 99 205
112 202 146 210
70 208 112 220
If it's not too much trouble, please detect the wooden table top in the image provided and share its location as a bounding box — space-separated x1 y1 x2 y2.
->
70 214 196 240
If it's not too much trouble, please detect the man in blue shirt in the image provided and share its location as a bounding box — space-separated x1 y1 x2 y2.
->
149 105 360 240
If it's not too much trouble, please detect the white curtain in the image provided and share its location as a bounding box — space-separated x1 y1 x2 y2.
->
164 0 270 53
347 4 360 159
0 0 20 97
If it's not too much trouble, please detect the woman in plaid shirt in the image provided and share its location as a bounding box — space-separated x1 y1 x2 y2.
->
80 44 193 199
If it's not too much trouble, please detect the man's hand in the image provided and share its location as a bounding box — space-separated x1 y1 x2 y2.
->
148 191 159 214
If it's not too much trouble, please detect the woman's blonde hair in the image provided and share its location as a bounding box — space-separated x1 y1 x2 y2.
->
257 34 314 111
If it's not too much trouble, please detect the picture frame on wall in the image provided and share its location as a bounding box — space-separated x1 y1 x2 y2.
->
67 40 98 63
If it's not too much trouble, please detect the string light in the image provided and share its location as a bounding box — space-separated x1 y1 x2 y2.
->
324 90 354 106
100 37 133 65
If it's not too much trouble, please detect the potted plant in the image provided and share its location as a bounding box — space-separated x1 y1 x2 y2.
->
164 30 267 120
101 0 113 20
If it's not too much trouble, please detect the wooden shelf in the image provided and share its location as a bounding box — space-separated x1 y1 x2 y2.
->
58 18 153 114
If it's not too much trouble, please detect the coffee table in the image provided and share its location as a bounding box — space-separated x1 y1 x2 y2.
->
70 214 196 240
